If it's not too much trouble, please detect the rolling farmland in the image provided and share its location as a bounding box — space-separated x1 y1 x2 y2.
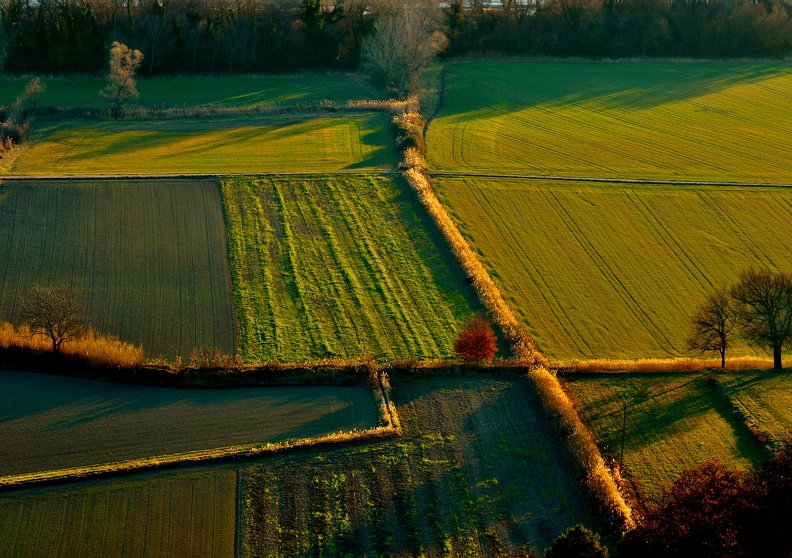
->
0 73 377 108
427 61 792 183
565 373 766 503
0 179 235 358
8 114 397 175
244 376 594 556
0 469 236 558
223 175 480 362
0 370 376 476
435 178 792 360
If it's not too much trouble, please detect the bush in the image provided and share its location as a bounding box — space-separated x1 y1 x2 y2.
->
454 314 497 363
544 525 608 558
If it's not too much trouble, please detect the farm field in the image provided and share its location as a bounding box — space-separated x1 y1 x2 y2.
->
0 179 234 359
0 370 376 476
565 373 766 503
0 468 236 558
435 177 792 360
719 372 792 446
0 73 377 108
427 61 792 183
8 113 397 175
243 376 595 556
223 175 481 361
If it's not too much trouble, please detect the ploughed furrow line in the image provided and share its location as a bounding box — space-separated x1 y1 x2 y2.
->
0 470 237 558
0 179 236 359
435 178 792 360
222 174 479 362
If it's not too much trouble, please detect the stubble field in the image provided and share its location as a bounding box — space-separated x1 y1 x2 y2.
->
427 61 792 183
223 174 481 361
244 376 595 556
435 178 792 360
0 179 235 358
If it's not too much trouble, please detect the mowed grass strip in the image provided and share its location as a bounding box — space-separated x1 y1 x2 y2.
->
719 372 792 445
9 114 397 175
244 377 594 556
223 175 480 362
0 73 377 108
565 373 766 504
427 61 792 183
0 179 235 359
435 178 792 360
0 370 376 476
0 468 236 558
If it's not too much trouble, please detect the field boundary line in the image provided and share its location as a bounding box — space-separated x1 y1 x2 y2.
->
431 171 792 189
0 425 398 491
0 170 402 181
423 64 452 137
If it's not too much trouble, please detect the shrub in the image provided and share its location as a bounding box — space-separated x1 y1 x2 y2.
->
544 525 608 558
454 314 497 363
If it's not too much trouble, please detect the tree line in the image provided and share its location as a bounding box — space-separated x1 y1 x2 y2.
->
0 0 790 78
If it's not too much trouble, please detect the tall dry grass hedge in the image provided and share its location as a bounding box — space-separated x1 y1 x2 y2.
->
559 356 783 373
0 321 144 367
529 366 636 532
403 165 547 367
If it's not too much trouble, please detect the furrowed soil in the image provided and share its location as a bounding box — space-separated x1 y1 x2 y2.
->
0 179 235 359
427 61 792 183
223 175 481 361
565 373 766 503
0 468 236 558
9 113 397 175
0 73 378 108
244 376 595 556
435 178 792 360
0 370 376 476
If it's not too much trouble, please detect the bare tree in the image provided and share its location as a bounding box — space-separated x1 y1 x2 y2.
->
100 41 143 118
21 284 85 353
686 287 736 369
13 76 45 118
361 2 448 94
731 268 792 370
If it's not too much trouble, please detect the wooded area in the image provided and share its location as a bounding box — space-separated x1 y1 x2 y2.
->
0 0 789 76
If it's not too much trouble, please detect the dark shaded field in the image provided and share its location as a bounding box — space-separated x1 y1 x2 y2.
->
0 370 377 476
244 376 594 556
0 179 235 359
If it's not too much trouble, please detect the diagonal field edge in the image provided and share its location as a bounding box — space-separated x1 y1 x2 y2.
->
430 171 792 189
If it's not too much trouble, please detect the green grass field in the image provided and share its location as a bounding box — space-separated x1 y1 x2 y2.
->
0 370 376 476
0 468 236 558
435 178 792 360
565 373 766 503
8 114 397 175
719 372 792 445
0 73 377 108
244 376 595 556
0 179 235 358
427 61 792 183
223 175 481 362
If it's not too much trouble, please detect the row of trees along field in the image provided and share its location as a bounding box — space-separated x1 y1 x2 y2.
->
0 0 790 77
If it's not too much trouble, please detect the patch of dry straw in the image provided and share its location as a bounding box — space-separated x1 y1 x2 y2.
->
560 356 782 373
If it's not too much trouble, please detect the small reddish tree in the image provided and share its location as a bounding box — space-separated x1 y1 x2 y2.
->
454 315 497 363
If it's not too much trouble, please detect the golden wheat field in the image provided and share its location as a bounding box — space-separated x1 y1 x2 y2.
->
435 178 792 360
427 61 792 183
